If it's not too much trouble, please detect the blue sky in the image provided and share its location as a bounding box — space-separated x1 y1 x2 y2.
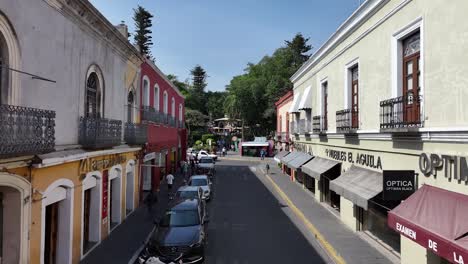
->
90 0 361 91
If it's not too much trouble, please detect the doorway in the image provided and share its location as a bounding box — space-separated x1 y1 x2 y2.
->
126 161 135 215
44 203 59 264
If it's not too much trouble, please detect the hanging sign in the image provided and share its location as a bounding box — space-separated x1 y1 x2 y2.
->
144 152 156 162
102 170 109 222
382 170 416 200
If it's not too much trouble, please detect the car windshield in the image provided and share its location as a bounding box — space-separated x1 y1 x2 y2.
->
176 190 199 199
190 178 208 186
160 209 200 227
199 158 213 164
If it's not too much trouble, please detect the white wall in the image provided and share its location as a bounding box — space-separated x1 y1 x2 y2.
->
1 0 129 145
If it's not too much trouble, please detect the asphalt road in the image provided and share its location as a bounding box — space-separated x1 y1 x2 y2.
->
205 159 330 264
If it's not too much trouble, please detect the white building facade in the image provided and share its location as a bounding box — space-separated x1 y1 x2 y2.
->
0 0 145 263
289 0 468 263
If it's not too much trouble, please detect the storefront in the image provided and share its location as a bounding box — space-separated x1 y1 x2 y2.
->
274 150 289 164
280 151 302 176
285 152 313 183
28 148 140 263
302 157 341 212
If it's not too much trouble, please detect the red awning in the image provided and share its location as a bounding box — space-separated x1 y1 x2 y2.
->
388 185 468 263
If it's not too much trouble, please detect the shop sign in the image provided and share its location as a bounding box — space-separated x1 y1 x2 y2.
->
80 154 126 174
419 153 468 183
144 152 156 162
392 220 468 264
382 170 416 200
325 148 382 170
102 170 109 222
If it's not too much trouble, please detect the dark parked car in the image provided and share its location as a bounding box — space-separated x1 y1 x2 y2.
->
174 186 204 201
150 199 208 263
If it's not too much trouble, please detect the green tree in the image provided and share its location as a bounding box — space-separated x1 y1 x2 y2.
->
224 33 312 134
133 5 154 58
167 74 189 96
186 65 208 113
285 33 312 68
206 91 226 119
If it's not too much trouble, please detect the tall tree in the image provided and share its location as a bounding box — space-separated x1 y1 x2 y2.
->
285 33 312 68
186 65 208 113
133 6 154 58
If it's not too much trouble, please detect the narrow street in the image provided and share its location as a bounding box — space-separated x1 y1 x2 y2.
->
205 158 330 263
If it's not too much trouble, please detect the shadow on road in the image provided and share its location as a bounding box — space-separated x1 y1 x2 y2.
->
205 162 327 264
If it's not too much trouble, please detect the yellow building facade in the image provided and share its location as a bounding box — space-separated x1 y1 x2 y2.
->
289 0 468 263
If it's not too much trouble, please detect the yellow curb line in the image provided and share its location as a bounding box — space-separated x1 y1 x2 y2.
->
264 172 346 264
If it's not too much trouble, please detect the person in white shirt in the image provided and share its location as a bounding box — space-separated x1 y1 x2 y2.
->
166 173 175 197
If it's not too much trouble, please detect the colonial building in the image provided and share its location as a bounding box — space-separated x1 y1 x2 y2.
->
139 59 186 195
0 0 185 263
274 90 293 151
283 0 468 263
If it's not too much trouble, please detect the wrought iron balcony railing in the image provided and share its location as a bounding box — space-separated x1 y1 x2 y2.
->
336 108 359 133
380 95 423 130
312 115 327 133
141 106 162 123
0 104 55 158
168 116 176 127
79 116 122 149
124 123 147 145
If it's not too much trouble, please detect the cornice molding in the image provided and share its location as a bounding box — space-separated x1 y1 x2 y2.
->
43 0 143 64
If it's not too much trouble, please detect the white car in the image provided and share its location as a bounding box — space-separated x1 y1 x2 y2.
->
188 175 212 201
197 157 215 170
197 150 218 160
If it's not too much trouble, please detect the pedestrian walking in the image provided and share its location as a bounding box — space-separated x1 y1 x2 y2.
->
166 173 175 199
182 161 189 180
222 146 226 157
145 191 156 214
265 163 270 174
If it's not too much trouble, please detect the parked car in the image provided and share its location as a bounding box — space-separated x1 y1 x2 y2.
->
197 157 216 176
175 186 204 201
197 150 217 161
150 199 208 263
188 175 212 201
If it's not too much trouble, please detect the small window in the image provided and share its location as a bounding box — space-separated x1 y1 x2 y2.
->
171 97 175 117
0 33 8 105
127 90 134 123
86 72 101 118
163 91 168 114
154 84 160 111
179 104 183 121
142 78 150 106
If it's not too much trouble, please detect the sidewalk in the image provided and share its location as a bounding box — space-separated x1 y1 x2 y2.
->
260 159 394 264
80 172 185 264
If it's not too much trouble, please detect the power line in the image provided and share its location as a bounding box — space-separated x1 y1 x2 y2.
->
0 64 56 83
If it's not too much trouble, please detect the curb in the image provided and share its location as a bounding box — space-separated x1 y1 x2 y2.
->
128 226 156 264
259 167 346 264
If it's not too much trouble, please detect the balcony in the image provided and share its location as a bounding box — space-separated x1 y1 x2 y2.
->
168 116 176 127
124 123 147 145
380 95 423 132
312 115 327 134
336 108 359 133
141 106 161 123
79 116 122 149
0 104 55 158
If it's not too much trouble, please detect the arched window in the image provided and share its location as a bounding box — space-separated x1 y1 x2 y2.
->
0 32 9 105
171 97 175 117
179 104 183 121
127 90 134 123
154 84 160 111
163 91 168 114
86 72 101 118
142 76 150 107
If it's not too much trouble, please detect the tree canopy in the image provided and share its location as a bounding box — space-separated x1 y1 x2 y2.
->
224 33 312 133
133 6 154 58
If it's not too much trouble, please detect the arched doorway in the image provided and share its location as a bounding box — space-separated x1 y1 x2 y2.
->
0 173 30 264
109 166 122 231
125 160 135 215
81 172 102 256
41 179 74 264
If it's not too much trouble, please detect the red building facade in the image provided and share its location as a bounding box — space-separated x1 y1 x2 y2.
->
275 90 293 151
139 59 187 194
